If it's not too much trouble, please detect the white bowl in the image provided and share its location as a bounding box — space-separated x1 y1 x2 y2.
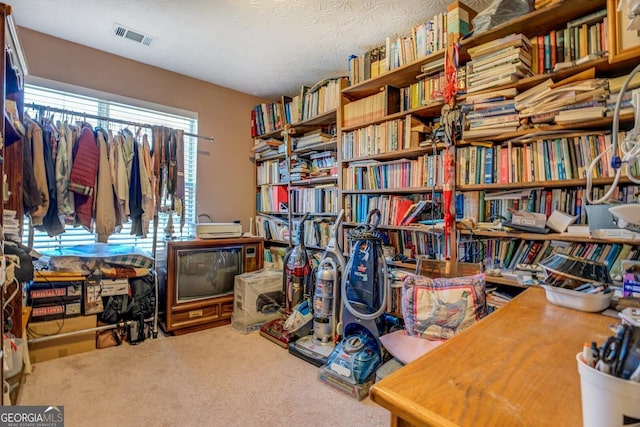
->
541 285 612 312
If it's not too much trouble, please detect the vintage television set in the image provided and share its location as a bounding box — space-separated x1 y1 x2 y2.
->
160 237 264 335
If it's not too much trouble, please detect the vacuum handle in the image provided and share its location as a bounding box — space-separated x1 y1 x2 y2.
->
365 208 381 230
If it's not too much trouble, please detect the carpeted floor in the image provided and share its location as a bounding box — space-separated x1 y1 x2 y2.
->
18 325 390 427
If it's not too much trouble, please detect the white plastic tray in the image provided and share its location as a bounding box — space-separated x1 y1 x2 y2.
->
541 285 612 312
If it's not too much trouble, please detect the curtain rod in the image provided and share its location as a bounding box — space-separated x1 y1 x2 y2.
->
25 102 214 142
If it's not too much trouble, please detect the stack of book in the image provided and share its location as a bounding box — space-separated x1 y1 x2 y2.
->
3 209 19 240
466 33 533 94
289 157 311 181
308 151 337 178
462 88 520 139
252 138 283 153
605 72 640 117
515 69 607 125
293 130 334 151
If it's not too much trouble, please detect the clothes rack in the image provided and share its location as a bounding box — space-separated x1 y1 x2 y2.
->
25 102 214 142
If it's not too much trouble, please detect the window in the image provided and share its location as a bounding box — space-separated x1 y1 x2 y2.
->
23 85 198 261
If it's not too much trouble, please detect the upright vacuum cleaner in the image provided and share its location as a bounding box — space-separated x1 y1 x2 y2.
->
289 210 346 366
318 209 388 400
260 213 314 348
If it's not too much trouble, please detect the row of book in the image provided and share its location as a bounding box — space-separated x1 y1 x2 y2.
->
344 193 441 226
343 226 446 261
470 238 640 280
256 158 286 186
288 186 338 215
384 228 446 262
342 157 426 191
343 87 395 128
251 100 285 137
301 219 335 249
250 78 345 138
347 8 452 86
401 71 446 110
456 184 640 226
533 8 608 74
458 187 569 225
456 132 624 187
341 114 427 159
256 185 288 213
255 214 289 242
283 78 346 125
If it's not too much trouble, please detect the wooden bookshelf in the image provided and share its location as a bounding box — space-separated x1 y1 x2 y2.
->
252 80 344 252
459 0 606 50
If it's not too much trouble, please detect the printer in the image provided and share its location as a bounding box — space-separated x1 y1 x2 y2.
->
196 223 243 239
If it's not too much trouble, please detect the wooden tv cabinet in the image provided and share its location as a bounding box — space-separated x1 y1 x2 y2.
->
160 237 264 335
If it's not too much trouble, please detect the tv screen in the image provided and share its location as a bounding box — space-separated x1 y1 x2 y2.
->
175 247 242 302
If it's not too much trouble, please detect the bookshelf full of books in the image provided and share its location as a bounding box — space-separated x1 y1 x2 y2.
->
252 0 640 309
337 2 478 273
451 0 640 300
251 78 346 264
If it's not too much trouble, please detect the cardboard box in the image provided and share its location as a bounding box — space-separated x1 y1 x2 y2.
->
231 269 283 333
28 315 97 363
447 1 477 43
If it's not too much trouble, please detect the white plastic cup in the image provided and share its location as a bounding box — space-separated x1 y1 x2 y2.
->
576 352 640 427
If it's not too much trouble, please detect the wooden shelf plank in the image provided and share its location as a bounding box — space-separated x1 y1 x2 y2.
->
456 175 634 191
341 186 443 195
290 109 337 129
460 228 640 245
341 145 445 163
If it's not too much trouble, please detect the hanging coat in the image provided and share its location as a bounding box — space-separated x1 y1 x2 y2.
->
94 128 117 242
68 126 99 231
38 120 65 237
129 139 144 236
22 120 44 218
55 120 74 221
25 118 49 225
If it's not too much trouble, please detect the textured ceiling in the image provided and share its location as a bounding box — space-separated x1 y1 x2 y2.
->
11 0 494 99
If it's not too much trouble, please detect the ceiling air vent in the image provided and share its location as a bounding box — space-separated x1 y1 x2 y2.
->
112 23 154 47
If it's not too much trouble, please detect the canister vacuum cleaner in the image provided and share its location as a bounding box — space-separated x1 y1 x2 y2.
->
318 209 388 400
260 213 314 348
289 210 346 366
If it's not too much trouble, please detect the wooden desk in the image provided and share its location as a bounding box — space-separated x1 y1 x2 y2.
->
370 287 614 427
